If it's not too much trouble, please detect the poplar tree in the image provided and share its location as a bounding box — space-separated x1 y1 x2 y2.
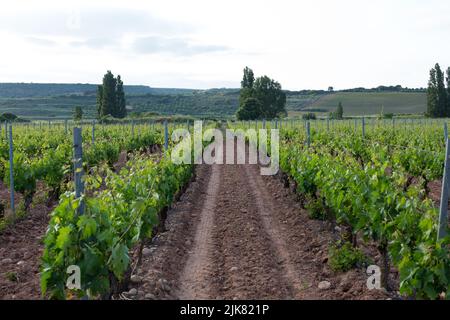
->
96 85 103 118
336 102 344 119
74 106 83 121
241 66 255 89
427 67 438 117
446 67 450 117
101 71 117 117
96 71 127 119
435 64 447 117
116 75 127 118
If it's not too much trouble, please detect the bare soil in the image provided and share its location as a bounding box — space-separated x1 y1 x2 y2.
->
0 182 56 299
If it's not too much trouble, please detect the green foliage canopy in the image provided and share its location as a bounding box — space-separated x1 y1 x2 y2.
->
97 71 127 119
427 63 449 118
236 67 286 120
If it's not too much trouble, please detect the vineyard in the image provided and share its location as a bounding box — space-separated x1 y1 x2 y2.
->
0 120 201 298
280 120 450 299
230 118 450 299
0 119 449 300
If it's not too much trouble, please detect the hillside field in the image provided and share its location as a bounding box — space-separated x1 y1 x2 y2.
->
302 92 427 116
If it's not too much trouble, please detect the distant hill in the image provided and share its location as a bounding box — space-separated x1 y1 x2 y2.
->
0 83 427 119
0 83 156 97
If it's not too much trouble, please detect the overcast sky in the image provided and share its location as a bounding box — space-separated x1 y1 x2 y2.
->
0 0 449 90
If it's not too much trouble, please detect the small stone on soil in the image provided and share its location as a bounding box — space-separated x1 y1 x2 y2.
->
318 281 331 290
142 248 152 257
128 288 138 296
144 293 156 300
130 275 142 284
156 279 171 292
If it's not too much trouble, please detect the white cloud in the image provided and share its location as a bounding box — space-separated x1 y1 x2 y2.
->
0 0 449 89
132 36 230 56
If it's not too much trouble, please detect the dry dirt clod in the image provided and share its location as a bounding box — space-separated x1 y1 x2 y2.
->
130 275 142 284
142 248 152 257
318 281 331 290
144 293 156 300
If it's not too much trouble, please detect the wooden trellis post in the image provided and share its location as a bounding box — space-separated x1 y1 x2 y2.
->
444 123 448 141
306 121 310 147
362 117 365 138
73 128 85 215
438 138 450 240
8 125 15 218
92 120 95 145
164 120 168 150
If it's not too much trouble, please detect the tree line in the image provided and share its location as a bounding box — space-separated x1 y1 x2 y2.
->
427 63 450 118
96 70 127 119
342 85 425 93
236 67 287 120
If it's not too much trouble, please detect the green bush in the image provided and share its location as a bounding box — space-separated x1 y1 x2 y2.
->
302 112 316 120
1 112 18 121
0 200 4 216
328 241 369 272
305 196 329 220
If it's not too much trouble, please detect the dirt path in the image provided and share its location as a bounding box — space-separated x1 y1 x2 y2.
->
178 164 221 299
132 138 392 300
244 164 306 298
208 153 293 300
177 141 302 299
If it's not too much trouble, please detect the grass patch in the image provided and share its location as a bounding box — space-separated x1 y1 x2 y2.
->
0 199 29 233
5 272 18 282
